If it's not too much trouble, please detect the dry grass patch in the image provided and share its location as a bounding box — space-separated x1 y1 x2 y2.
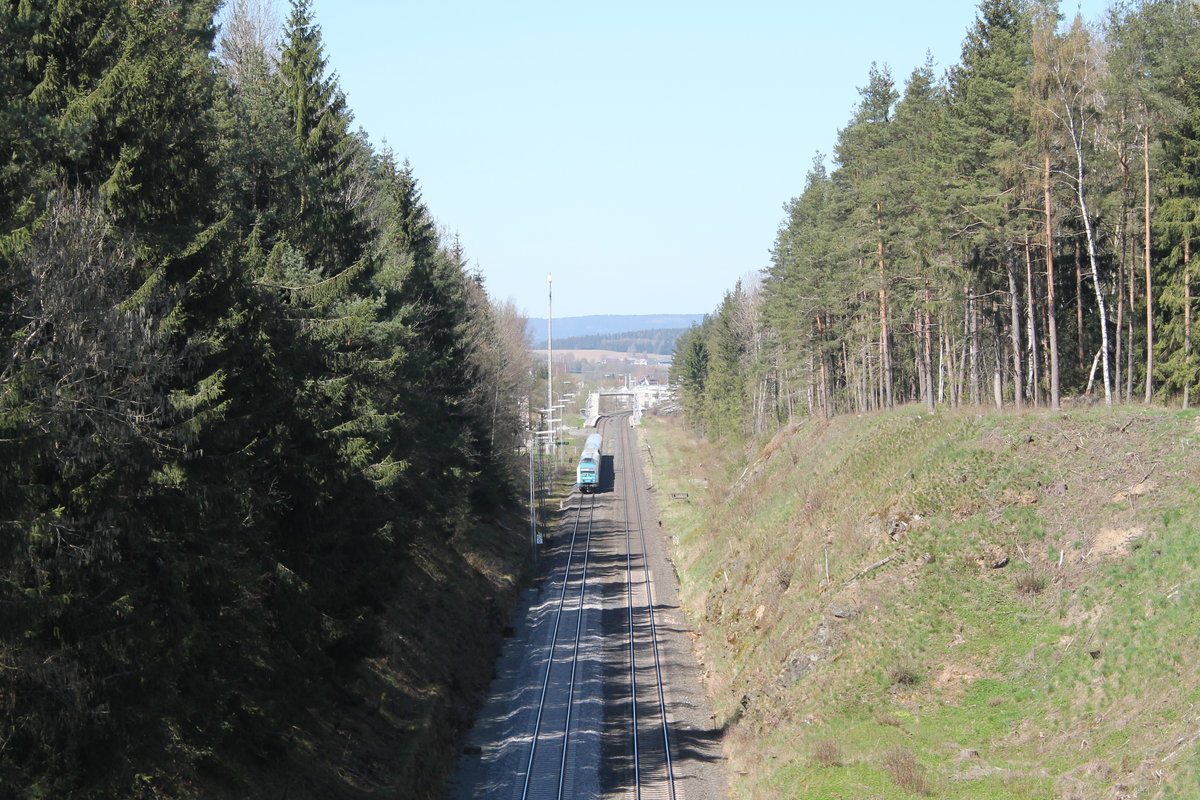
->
1015 570 1048 595
809 738 844 767
888 659 922 687
883 746 932 795
874 710 905 727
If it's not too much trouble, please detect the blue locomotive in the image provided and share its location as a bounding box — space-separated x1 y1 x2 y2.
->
576 433 603 493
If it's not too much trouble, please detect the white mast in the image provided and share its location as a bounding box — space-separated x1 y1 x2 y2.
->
547 273 553 457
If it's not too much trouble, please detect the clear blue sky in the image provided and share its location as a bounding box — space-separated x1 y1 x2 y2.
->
301 0 1112 319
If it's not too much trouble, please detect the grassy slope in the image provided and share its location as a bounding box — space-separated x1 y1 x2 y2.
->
641 405 1200 799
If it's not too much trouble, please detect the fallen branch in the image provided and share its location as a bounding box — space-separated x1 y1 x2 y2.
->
1084 347 1102 396
840 555 896 587
1117 464 1158 497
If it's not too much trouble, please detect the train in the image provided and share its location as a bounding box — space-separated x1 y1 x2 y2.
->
576 433 603 493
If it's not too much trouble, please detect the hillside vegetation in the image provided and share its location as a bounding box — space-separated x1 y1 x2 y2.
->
525 314 703 344
674 0 1200 436
535 327 685 355
642 405 1200 799
0 2 532 796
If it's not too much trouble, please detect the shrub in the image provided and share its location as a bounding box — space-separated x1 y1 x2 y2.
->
810 738 844 767
1016 570 1048 595
888 660 922 686
883 746 931 795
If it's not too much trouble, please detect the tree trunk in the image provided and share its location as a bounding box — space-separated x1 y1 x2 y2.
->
1185 234 1192 410
879 272 893 410
1007 243 1024 410
1045 152 1061 410
842 338 854 413
1077 147 1112 405
938 323 948 406
876 208 894 411
1143 123 1154 403
1076 236 1085 369
969 289 981 406
924 288 935 413
1024 237 1041 407
1115 224 1126 404
1128 248 1136 401
1116 144 1130 404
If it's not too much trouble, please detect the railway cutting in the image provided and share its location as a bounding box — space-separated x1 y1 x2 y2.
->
447 414 727 800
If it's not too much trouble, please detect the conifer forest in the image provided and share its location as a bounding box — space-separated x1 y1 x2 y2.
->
674 0 1200 441
0 0 533 795
6 0 1200 796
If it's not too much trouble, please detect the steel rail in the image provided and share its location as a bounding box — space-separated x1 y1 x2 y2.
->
619 419 641 797
555 491 595 800
616 415 677 800
519 490 597 800
626 419 677 800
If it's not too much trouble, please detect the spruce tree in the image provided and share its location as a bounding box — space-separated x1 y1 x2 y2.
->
670 325 711 430
1155 2 1200 405
277 0 366 271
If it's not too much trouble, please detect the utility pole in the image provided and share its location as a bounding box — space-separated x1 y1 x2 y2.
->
528 442 539 557
547 273 553 459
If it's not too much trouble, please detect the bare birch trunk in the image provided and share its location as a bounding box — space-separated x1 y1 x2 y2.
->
1076 147 1112 405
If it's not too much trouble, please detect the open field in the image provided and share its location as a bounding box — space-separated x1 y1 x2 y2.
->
640 405 1200 799
534 349 672 362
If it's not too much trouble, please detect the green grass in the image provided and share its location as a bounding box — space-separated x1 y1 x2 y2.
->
641 405 1200 799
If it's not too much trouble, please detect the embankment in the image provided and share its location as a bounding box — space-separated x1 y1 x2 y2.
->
642 405 1200 799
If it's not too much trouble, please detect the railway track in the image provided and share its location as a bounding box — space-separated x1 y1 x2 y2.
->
611 416 677 800
460 412 684 800
519 491 599 800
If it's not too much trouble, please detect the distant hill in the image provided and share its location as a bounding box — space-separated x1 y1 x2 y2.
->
526 314 703 344
536 327 686 355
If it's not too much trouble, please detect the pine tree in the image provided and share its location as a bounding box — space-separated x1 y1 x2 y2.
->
888 57 956 411
1027 0 1065 408
764 157 848 417
834 63 899 409
948 0 1034 408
